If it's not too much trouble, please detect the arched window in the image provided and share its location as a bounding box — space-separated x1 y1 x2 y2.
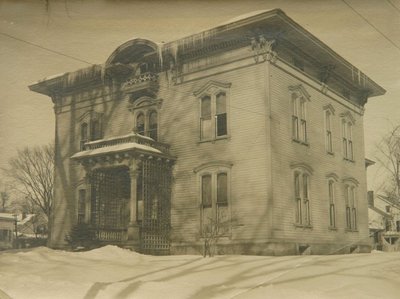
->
136 113 145 136
148 111 158 141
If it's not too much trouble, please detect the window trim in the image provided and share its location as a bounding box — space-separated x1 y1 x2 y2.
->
343 178 358 232
340 112 355 162
194 81 231 142
291 163 313 228
132 98 160 141
195 162 232 237
289 85 310 145
323 104 335 155
76 182 90 224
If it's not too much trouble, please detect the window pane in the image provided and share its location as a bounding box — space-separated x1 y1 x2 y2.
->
201 119 212 140
148 111 158 140
217 173 228 205
81 123 88 140
330 204 335 227
216 113 227 136
325 111 331 131
303 174 308 199
328 181 334 203
292 116 299 139
136 113 145 135
91 119 101 140
202 175 212 207
292 96 298 116
216 92 226 114
294 173 300 197
201 96 211 119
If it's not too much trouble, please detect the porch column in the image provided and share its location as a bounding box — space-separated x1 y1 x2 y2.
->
127 160 140 244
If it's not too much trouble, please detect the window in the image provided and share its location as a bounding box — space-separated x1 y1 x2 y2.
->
0 229 11 242
78 189 86 224
78 112 103 150
342 121 353 160
325 110 333 153
294 171 311 226
200 172 229 235
290 85 310 144
148 111 158 140
80 122 88 150
90 117 102 141
134 110 158 141
194 81 231 142
195 162 232 236
216 92 227 137
200 92 228 140
136 113 145 136
328 180 336 228
341 112 355 161
344 184 357 230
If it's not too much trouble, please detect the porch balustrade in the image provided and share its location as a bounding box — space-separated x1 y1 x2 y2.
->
122 72 159 96
94 228 128 242
82 133 170 154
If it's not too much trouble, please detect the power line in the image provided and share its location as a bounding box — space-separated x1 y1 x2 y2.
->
0 31 93 65
386 0 400 14
341 0 400 52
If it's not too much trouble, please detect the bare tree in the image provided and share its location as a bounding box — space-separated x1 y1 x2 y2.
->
4 144 54 221
375 125 400 203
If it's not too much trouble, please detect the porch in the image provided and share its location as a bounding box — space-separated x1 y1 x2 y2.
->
71 132 174 255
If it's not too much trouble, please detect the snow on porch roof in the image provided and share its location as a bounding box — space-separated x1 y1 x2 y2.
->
71 142 161 160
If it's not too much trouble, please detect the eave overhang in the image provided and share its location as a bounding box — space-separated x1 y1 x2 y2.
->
29 9 385 99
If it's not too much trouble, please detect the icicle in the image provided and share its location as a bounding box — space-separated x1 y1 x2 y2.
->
358 69 361 85
351 66 354 82
157 43 164 70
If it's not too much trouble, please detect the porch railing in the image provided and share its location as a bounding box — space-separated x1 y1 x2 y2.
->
83 133 170 154
93 228 128 242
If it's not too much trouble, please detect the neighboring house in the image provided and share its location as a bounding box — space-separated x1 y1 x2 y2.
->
29 9 385 255
368 191 400 251
0 213 15 250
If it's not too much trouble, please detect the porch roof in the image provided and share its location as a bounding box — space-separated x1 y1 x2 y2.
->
71 142 162 160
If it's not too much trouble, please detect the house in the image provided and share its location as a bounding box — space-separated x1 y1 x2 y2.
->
0 213 16 250
29 9 385 255
368 191 400 251
0 213 46 250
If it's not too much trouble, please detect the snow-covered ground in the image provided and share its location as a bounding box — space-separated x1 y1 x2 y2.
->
0 246 399 299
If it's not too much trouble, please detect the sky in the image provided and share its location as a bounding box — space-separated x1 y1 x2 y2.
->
0 0 400 192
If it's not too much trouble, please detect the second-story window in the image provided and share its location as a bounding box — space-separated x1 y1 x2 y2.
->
135 111 158 141
80 122 88 150
342 120 353 161
325 110 333 153
290 85 310 145
199 92 228 141
136 113 145 136
194 81 231 142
